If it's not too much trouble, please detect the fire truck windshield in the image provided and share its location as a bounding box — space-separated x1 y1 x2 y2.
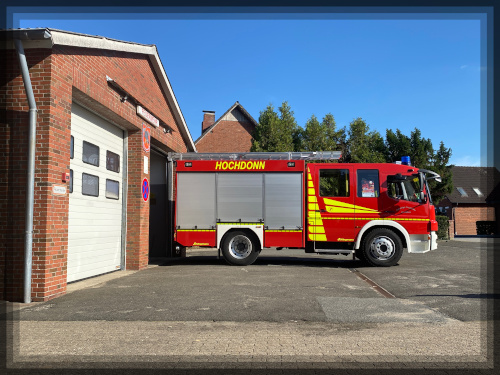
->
387 174 425 203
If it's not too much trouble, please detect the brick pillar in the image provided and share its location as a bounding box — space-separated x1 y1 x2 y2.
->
448 221 455 239
126 129 150 269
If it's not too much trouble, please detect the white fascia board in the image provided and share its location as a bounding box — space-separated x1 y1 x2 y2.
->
49 30 157 55
148 49 196 152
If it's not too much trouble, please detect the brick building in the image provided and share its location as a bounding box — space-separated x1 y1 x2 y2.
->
1 28 196 302
436 166 500 236
195 101 258 152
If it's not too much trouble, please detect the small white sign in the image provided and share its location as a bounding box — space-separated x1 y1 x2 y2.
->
52 185 67 195
137 105 159 127
144 155 148 174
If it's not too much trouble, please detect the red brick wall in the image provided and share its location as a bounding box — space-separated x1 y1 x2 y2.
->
1 44 188 302
454 206 496 235
1 48 59 301
196 120 255 153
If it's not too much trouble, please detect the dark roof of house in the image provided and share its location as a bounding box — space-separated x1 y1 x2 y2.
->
446 166 500 204
195 101 258 144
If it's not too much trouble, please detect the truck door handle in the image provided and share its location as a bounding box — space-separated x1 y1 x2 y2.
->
316 209 326 213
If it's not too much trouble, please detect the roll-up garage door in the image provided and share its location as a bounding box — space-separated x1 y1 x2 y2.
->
68 104 124 282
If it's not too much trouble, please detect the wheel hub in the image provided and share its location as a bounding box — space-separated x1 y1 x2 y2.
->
370 236 395 260
229 235 252 259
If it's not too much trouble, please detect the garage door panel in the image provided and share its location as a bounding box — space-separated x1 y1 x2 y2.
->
68 104 123 283
69 238 122 248
68 201 123 212
67 245 121 260
67 263 121 283
69 211 123 221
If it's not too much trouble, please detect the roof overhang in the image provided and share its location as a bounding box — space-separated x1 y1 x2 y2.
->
2 28 196 151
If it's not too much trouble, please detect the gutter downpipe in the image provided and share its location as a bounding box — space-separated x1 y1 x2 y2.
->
14 39 37 304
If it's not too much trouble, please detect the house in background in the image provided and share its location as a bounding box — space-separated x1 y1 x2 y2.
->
436 166 500 236
195 101 258 152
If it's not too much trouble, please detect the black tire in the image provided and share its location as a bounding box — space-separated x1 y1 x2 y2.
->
221 230 260 266
360 228 403 267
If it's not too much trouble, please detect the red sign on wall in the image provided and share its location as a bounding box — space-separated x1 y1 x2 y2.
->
142 178 149 202
142 124 151 152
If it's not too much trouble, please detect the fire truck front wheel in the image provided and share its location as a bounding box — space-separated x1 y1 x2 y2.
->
221 231 260 266
361 228 403 267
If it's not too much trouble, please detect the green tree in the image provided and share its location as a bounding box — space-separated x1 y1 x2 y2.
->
385 128 433 168
344 118 385 163
251 101 299 152
385 129 411 162
426 141 453 204
409 128 434 168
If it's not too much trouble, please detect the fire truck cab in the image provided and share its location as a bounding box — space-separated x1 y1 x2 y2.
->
169 152 440 267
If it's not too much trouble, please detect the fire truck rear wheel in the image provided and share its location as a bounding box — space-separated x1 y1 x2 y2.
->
361 228 403 267
221 231 260 266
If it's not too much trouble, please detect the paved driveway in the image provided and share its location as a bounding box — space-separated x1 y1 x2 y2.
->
6 239 493 370
15 239 491 323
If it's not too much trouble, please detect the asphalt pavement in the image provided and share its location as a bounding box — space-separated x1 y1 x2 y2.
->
4 239 495 371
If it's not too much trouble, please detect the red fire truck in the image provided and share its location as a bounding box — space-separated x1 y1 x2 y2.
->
169 152 441 267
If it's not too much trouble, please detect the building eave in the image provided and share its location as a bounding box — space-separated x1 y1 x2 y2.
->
2 28 196 152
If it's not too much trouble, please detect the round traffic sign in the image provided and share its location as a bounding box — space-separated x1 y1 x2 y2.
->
142 178 149 202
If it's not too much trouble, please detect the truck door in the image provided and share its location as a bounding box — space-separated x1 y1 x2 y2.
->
307 164 355 243
353 169 382 238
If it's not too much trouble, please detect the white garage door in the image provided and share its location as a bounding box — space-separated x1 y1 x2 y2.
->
68 104 124 282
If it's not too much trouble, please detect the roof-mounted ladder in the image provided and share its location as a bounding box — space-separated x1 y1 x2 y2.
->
168 151 341 161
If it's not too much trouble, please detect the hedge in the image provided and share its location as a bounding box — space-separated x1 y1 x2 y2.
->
436 215 450 240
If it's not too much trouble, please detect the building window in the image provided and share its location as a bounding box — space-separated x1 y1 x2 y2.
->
70 136 74 159
69 169 73 193
472 187 483 197
105 179 119 200
319 169 349 197
82 141 99 167
106 151 120 173
82 173 99 197
456 187 468 197
357 170 379 198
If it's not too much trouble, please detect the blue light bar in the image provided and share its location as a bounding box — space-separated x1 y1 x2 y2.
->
401 156 411 165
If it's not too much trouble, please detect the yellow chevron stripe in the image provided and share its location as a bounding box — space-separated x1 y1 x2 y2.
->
308 226 325 234
307 211 321 218
308 196 317 203
308 218 323 226
323 198 380 213
312 234 327 241
308 203 320 211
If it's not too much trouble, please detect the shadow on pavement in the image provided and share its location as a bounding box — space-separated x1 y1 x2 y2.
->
156 254 381 269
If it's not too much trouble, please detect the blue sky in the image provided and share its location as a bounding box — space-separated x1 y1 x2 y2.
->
13 10 486 166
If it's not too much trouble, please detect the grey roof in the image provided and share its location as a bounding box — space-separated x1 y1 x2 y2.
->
446 166 500 204
195 101 258 145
